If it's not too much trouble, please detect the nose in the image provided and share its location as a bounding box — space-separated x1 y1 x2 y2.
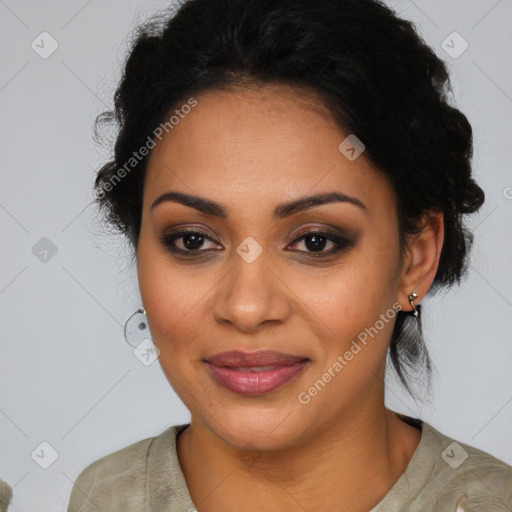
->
212 249 291 333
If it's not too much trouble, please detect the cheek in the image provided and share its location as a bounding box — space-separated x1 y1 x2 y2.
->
137 235 202 353
292 247 399 329
288 244 401 379
140 268 208 354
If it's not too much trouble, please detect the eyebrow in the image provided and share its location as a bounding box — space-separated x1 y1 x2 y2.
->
150 190 367 218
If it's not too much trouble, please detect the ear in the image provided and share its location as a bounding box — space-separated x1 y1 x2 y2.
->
397 210 444 312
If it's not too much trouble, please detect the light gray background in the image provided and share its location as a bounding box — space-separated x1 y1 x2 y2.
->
1 0 511 510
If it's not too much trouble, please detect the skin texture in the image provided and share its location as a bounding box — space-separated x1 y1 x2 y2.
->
136 84 444 512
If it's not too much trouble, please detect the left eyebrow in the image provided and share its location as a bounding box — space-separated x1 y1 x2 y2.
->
150 191 367 218
274 191 367 218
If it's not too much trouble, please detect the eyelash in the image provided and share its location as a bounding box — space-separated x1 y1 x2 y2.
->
159 228 353 258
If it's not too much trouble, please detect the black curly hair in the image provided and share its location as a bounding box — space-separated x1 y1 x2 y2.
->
92 0 485 397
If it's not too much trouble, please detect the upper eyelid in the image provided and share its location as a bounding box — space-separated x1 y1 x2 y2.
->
164 226 344 241
163 219 351 236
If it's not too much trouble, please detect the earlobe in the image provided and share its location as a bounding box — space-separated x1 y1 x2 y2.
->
398 210 444 312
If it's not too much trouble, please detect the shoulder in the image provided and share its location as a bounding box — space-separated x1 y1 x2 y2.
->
413 422 512 511
67 425 180 512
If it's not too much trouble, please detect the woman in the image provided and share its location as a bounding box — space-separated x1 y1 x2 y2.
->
67 0 511 510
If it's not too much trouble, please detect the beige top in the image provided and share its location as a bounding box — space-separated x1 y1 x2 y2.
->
67 416 512 512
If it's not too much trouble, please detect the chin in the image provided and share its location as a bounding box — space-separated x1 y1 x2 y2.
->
202 406 310 452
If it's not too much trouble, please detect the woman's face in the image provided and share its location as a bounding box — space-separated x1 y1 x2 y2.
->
137 85 410 450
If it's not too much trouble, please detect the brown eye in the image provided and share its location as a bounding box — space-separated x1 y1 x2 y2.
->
159 228 353 259
288 230 353 257
159 230 222 254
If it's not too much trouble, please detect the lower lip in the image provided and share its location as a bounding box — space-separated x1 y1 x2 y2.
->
206 361 309 396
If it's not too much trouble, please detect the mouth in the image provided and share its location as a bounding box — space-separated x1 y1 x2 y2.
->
204 350 310 396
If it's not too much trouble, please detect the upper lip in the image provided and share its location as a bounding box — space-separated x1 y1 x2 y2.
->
205 350 308 367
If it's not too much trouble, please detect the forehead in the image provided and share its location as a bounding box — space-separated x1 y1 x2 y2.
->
144 85 395 216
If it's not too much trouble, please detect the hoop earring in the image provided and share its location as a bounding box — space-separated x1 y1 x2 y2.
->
124 307 150 347
408 292 420 318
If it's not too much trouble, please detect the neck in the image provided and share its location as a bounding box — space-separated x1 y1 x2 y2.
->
176 401 421 512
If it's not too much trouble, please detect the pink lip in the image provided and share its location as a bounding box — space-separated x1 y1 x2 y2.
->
205 350 309 396
206 350 307 367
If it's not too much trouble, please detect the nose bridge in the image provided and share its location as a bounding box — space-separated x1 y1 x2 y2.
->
213 240 289 331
